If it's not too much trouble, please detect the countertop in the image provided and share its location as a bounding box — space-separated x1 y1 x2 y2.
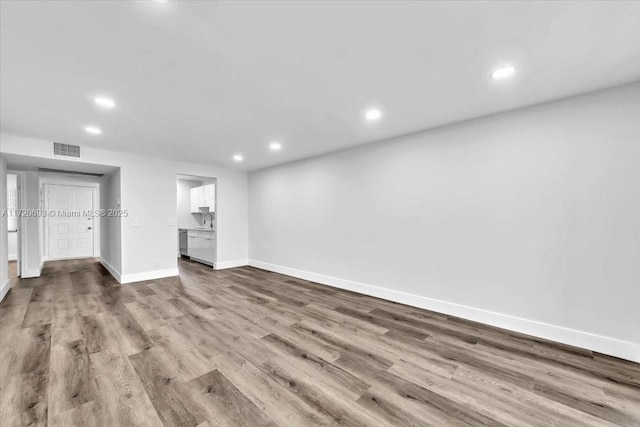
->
179 227 215 232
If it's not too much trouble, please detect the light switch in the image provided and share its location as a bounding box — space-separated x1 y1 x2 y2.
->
168 219 176 226
133 219 139 227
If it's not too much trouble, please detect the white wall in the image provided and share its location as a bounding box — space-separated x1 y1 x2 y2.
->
0 136 249 282
100 169 122 278
20 172 42 278
7 232 17 260
0 157 9 301
249 83 640 362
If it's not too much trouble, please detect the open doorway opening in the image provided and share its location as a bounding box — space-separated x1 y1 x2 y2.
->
176 174 216 268
2 153 120 280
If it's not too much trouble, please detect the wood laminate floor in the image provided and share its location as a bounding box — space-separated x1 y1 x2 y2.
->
0 258 638 426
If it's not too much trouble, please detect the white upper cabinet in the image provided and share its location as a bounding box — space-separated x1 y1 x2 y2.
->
204 183 215 212
190 183 215 213
190 187 199 213
197 186 205 210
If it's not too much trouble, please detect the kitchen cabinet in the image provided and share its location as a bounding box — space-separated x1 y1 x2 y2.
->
190 184 215 213
190 187 199 213
202 185 214 211
187 229 216 265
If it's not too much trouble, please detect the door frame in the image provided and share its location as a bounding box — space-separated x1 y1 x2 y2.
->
43 184 100 261
11 171 24 277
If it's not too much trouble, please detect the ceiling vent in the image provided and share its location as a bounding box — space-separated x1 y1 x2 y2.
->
52 142 80 158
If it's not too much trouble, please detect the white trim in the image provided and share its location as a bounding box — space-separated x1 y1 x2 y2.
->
0 279 10 302
214 259 248 270
21 267 41 279
8 254 17 261
17 171 26 278
249 260 640 363
22 257 45 278
120 268 179 284
47 255 95 261
99 257 122 283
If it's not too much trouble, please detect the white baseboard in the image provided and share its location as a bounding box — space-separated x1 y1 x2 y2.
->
120 268 179 284
0 279 10 303
214 259 248 270
8 254 17 261
249 260 640 363
21 271 40 278
21 266 42 278
99 257 122 283
47 255 95 261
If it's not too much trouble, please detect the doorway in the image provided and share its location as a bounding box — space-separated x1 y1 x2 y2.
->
176 174 217 268
45 185 97 260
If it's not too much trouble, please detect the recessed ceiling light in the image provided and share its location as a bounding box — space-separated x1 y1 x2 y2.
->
269 142 282 151
233 154 243 162
94 96 116 109
85 126 102 135
365 108 382 122
491 65 516 79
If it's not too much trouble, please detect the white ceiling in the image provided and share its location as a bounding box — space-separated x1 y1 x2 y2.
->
1 1 639 171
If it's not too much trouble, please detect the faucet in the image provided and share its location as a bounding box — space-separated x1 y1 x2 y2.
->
203 212 214 229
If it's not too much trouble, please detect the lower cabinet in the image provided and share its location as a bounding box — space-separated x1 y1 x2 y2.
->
187 230 216 265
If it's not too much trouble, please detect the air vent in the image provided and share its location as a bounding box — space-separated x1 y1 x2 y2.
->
37 168 104 177
52 142 80 158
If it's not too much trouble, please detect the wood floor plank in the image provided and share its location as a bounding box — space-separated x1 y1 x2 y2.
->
356 389 436 427
148 325 217 382
90 350 163 426
186 369 277 427
390 358 545 426
259 333 370 400
1 258 638 427
101 309 154 356
129 349 207 427
50 308 83 346
258 357 383 426
213 350 332 426
0 303 29 380
79 314 106 354
47 339 97 417
21 300 53 328
49 401 102 427
124 294 183 331
1 325 51 427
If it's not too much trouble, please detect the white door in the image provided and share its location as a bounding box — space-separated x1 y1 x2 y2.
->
47 186 95 259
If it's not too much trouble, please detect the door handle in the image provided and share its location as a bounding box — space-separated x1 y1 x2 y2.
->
88 227 92 230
